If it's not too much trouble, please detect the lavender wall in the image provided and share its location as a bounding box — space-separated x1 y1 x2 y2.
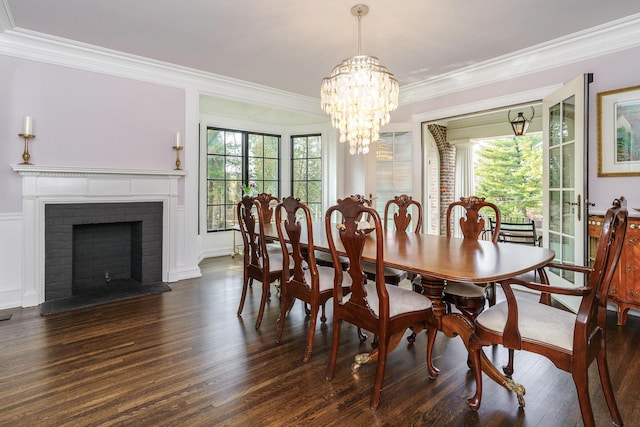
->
0 56 186 213
393 46 640 213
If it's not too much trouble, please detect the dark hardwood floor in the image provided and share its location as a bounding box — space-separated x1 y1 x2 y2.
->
1 256 639 426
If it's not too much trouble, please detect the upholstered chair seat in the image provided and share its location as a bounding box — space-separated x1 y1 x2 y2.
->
476 299 576 351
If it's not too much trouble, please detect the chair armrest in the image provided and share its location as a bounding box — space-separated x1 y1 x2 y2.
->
544 262 593 274
501 277 592 296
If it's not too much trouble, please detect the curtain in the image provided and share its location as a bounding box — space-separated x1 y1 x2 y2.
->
453 141 475 238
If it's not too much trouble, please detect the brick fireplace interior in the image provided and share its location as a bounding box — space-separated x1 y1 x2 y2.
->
42 202 166 313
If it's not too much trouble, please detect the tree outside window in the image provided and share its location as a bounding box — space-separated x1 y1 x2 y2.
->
474 134 543 220
291 134 322 221
207 128 280 232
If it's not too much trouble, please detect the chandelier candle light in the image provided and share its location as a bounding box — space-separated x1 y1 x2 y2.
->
321 4 399 155
18 115 35 165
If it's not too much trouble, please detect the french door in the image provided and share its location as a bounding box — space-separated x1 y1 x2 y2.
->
542 74 592 312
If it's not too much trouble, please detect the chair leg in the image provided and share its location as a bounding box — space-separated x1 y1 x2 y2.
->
596 345 624 426
572 366 596 427
276 295 294 344
487 283 496 307
326 319 341 381
304 304 319 363
503 349 515 378
320 303 327 323
237 273 250 316
370 336 388 409
467 336 484 410
254 281 270 329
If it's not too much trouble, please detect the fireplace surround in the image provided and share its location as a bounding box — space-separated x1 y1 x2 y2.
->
12 165 185 307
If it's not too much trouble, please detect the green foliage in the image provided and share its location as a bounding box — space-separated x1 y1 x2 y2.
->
475 135 543 219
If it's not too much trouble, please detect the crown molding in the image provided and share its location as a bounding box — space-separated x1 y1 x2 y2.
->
0 28 324 116
2 13 639 114
0 0 12 31
400 13 640 106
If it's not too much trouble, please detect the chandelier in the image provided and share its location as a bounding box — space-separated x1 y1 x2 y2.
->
321 4 399 155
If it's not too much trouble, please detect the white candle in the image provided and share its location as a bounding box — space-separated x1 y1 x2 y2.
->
22 116 33 135
175 131 181 148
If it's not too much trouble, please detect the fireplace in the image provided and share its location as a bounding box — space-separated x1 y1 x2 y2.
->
44 202 163 301
11 165 185 308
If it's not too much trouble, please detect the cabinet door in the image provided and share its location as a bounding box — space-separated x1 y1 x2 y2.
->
624 228 640 303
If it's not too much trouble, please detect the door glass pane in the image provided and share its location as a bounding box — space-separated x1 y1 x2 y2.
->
549 232 561 263
562 96 575 143
549 147 561 188
562 190 575 234
562 142 575 187
562 234 575 264
549 103 561 147
549 190 561 233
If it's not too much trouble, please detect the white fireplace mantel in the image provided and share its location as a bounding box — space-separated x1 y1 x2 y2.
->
12 164 186 307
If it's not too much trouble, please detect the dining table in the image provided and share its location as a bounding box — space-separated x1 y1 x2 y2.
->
257 221 556 402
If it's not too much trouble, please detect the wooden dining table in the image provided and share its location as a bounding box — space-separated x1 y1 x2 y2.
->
258 221 556 401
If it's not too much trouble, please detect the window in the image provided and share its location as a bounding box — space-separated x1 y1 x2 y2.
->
375 131 413 227
207 127 280 232
291 134 322 221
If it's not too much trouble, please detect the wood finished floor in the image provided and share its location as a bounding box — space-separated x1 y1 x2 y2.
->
1 256 639 427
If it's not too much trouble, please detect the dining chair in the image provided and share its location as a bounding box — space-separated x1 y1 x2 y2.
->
236 195 285 329
467 197 628 427
254 192 281 252
275 196 350 362
361 194 409 287
442 196 501 320
383 194 423 233
490 217 540 246
325 195 439 409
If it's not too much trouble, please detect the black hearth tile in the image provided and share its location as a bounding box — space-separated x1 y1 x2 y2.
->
40 281 171 316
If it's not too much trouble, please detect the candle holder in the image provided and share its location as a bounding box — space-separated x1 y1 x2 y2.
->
18 133 35 165
173 145 183 170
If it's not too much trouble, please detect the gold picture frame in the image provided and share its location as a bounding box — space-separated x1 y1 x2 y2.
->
597 84 640 177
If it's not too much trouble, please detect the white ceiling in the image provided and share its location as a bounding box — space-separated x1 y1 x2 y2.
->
5 0 640 101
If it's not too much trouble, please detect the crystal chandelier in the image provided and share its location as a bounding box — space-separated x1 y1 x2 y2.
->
321 4 399 155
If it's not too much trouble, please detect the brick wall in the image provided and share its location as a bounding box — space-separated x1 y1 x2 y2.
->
427 124 456 235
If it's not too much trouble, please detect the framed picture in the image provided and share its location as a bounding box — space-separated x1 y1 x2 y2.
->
598 84 640 176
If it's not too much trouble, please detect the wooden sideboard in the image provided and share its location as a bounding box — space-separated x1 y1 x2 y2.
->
588 215 640 326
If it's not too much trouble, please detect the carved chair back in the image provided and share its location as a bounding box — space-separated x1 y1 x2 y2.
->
384 194 422 232
446 196 501 242
276 196 319 291
325 195 388 323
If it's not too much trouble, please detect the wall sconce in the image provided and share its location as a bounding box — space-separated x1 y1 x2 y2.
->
172 131 183 170
18 116 35 165
508 107 535 136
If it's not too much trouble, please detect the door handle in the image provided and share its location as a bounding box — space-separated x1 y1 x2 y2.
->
565 194 581 221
